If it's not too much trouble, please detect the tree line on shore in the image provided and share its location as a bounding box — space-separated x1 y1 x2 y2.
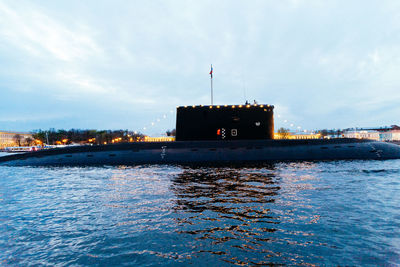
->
31 129 146 145
14 127 345 147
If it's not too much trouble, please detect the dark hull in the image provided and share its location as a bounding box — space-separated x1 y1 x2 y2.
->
0 139 399 166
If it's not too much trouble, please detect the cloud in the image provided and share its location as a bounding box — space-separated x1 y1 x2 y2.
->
0 0 400 134
0 1 102 62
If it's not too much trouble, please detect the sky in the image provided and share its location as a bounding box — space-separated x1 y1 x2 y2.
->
1 0 400 135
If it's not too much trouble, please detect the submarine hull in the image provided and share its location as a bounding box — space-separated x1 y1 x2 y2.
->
1 139 400 166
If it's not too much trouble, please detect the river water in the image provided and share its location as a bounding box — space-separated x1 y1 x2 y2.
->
1 157 399 266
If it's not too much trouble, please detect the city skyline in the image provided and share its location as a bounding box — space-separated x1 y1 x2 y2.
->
1 0 400 135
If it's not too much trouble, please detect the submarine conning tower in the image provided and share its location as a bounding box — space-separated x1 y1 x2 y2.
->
175 104 274 141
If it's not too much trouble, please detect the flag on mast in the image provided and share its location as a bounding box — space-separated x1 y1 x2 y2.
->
209 64 213 78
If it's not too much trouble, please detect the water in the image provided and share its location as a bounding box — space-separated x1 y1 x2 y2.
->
1 158 400 266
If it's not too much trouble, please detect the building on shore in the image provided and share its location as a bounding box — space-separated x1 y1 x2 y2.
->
0 131 34 149
343 130 380 140
379 130 400 141
274 132 322 140
343 125 400 141
143 136 175 142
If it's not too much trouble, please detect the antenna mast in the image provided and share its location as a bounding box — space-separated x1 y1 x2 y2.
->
209 64 213 105
242 67 247 103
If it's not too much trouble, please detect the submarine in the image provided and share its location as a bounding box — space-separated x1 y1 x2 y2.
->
1 103 400 166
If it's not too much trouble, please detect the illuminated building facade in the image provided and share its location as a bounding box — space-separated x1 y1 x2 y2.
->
343 126 400 141
0 131 33 148
344 130 380 141
143 136 175 142
274 132 322 140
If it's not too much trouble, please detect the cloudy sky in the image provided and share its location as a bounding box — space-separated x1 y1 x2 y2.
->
1 0 400 135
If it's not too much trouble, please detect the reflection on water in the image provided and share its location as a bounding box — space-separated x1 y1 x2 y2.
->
171 165 313 265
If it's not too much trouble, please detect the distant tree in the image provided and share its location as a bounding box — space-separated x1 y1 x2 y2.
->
32 130 46 143
13 134 22 147
277 127 290 139
95 130 106 144
25 137 34 146
319 129 328 137
166 129 176 137
336 129 343 137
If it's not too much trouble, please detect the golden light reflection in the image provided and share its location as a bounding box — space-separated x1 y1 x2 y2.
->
169 164 320 265
170 167 280 262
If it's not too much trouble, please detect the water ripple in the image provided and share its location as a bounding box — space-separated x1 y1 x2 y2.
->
0 161 400 265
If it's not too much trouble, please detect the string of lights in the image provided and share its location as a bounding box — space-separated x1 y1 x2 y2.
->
141 106 315 136
141 109 175 135
275 110 315 134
